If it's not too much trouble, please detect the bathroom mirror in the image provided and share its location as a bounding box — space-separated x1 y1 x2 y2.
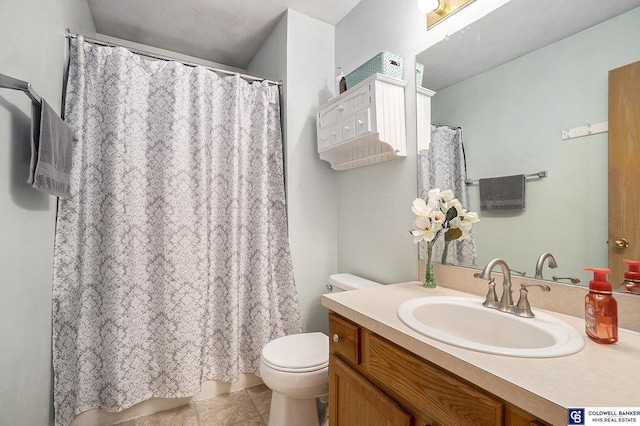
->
415 1 640 290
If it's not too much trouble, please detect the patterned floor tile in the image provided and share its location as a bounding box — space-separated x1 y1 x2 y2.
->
113 385 270 426
230 415 265 426
195 389 260 426
246 384 272 415
135 404 199 426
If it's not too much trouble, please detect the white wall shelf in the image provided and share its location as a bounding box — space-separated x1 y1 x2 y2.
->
316 73 406 170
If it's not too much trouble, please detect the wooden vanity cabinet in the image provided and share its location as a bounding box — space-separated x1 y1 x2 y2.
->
330 355 412 426
328 313 550 426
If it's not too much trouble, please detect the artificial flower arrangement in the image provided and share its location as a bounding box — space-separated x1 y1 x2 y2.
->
411 189 479 287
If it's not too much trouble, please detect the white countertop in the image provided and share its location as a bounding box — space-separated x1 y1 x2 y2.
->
321 282 640 426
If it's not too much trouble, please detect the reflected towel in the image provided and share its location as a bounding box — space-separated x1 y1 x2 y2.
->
28 99 74 198
479 174 525 211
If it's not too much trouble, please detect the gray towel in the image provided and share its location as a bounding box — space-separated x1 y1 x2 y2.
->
479 174 525 211
27 99 74 198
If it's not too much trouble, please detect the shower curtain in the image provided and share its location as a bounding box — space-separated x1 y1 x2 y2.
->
418 124 477 267
52 37 301 426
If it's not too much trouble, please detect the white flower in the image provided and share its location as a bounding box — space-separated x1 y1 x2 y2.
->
426 188 442 202
410 189 479 245
448 209 480 240
461 210 479 224
412 198 435 217
411 213 443 243
442 197 462 213
440 189 455 203
432 210 445 225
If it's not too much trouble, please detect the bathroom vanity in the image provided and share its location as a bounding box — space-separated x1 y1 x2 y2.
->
322 282 640 426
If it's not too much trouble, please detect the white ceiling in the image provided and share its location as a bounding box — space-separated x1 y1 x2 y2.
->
87 0 361 69
417 0 640 91
87 0 640 83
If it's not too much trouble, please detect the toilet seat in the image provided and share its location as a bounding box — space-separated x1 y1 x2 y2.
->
261 332 329 373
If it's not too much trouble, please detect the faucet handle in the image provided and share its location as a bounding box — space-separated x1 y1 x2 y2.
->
514 283 551 318
552 276 581 284
481 278 500 308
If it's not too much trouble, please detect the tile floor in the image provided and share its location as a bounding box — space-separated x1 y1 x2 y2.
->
114 384 272 426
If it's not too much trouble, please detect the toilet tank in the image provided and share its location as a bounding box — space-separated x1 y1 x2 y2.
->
327 273 381 293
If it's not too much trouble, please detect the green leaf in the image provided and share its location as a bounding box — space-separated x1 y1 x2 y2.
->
445 206 458 222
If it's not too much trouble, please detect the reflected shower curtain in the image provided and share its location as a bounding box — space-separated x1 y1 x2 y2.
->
418 125 477 267
52 37 301 426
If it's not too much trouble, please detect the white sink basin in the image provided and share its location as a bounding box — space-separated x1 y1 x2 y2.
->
397 296 584 358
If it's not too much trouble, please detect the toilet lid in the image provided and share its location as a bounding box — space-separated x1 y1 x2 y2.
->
262 332 329 371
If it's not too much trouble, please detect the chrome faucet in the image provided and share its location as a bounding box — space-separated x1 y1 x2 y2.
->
535 252 558 279
477 258 515 313
477 258 550 317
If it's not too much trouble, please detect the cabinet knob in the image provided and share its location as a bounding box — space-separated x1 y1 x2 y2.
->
357 120 364 125
332 333 340 343
344 126 350 131
337 104 345 111
331 131 337 136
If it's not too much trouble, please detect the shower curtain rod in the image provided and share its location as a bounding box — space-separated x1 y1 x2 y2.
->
65 29 282 86
431 121 461 130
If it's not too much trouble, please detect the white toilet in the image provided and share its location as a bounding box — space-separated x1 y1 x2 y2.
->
259 273 380 426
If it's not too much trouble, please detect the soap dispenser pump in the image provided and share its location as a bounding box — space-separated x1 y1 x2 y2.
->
621 259 640 294
584 267 618 344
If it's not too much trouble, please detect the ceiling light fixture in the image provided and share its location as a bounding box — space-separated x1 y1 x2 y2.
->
417 0 441 13
420 0 477 29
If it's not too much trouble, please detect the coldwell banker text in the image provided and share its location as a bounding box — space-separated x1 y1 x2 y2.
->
569 408 640 425
588 410 640 423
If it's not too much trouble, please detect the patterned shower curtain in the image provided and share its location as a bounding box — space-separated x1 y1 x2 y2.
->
52 37 301 426
418 124 478 267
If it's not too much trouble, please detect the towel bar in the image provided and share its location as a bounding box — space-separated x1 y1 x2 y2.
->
0 73 42 104
466 171 547 185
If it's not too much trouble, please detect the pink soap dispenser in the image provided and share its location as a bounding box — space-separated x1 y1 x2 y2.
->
621 259 640 294
584 267 618 344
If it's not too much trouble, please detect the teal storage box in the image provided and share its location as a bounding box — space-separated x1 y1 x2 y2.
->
345 51 404 89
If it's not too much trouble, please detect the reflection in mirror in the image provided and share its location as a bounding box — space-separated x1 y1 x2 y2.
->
417 124 478 269
415 4 640 291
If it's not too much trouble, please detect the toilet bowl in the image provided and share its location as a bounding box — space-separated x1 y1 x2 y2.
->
260 333 329 426
259 273 381 426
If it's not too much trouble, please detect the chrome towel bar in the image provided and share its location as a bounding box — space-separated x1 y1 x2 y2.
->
0 73 42 104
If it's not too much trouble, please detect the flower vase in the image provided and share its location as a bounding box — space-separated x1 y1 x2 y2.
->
423 261 436 288
423 242 436 288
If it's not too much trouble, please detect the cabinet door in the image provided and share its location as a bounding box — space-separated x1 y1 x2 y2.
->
505 405 549 426
364 332 503 426
329 354 412 426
